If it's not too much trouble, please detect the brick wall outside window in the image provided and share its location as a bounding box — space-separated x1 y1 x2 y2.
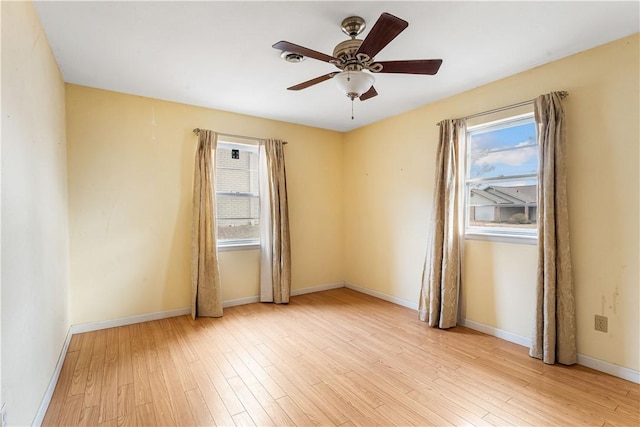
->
216 144 260 241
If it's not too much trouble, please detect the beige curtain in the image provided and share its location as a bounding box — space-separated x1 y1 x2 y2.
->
259 139 291 303
419 119 466 328
530 92 577 365
191 129 223 319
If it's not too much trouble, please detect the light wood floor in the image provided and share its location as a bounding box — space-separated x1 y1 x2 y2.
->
44 288 639 426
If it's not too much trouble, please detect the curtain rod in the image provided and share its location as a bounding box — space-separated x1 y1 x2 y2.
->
192 128 288 144
437 91 568 126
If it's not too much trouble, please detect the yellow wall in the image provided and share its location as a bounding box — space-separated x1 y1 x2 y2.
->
1 2 71 424
3 4 636 423
65 85 344 325
344 34 639 371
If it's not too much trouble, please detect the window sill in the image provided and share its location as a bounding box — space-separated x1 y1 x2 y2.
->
217 242 260 252
464 232 537 245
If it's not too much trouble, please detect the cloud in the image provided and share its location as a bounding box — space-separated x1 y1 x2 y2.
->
471 135 535 151
474 146 536 166
516 141 534 147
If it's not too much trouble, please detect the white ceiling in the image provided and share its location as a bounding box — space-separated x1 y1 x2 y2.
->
34 1 639 132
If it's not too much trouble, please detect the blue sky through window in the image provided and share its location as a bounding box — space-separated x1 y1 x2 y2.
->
468 121 537 179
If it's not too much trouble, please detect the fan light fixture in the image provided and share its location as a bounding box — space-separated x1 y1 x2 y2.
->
334 70 375 100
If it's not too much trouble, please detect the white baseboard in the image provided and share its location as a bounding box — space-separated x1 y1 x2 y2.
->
69 282 348 334
577 353 639 384
70 307 191 335
223 296 260 308
225 282 345 306
291 281 345 296
33 327 73 426
460 318 639 384
460 318 533 348
344 282 419 311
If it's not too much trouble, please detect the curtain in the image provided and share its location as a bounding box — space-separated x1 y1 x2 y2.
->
530 92 577 365
419 119 466 328
191 129 223 319
259 139 291 303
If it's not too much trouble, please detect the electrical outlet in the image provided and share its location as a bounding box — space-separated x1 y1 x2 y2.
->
595 315 608 333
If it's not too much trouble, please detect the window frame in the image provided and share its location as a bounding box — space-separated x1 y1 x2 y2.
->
215 140 261 251
463 112 538 245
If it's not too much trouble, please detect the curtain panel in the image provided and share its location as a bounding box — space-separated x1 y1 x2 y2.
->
419 119 466 328
530 92 577 365
191 129 223 318
259 139 291 304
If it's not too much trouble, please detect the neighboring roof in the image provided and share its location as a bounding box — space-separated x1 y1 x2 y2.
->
471 189 512 204
493 185 537 203
471 185 537 205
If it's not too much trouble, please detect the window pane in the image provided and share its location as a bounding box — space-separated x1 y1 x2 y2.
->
217 220 260 241
465 113 538 238
216 168 259 194
215 141 260 244
216 146 259 194
469 145 538 179
216 194 260 241
468 119 537 180
216 146 258 169
469 120 536 154
216 194 259 219
467 181 537 229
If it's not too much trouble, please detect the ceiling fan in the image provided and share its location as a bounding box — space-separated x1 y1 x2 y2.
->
273 12 443 108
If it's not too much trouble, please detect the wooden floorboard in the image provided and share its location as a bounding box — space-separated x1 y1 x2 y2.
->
44 288 639 426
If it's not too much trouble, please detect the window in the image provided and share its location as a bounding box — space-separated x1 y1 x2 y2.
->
215 141 260 248
465 113 538 242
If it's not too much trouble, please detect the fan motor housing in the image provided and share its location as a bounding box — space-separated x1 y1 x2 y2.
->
332 39 362 59
333 39 368 71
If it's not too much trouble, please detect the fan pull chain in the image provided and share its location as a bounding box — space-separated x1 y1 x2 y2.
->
351 99 354 120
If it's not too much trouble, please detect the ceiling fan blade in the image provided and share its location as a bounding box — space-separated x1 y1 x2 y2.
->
359 86 378 101
356 13 408 59
374 59 443 75
273 41 336 63
287 72 339 91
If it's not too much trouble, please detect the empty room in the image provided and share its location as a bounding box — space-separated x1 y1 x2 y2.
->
2 1 639 426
